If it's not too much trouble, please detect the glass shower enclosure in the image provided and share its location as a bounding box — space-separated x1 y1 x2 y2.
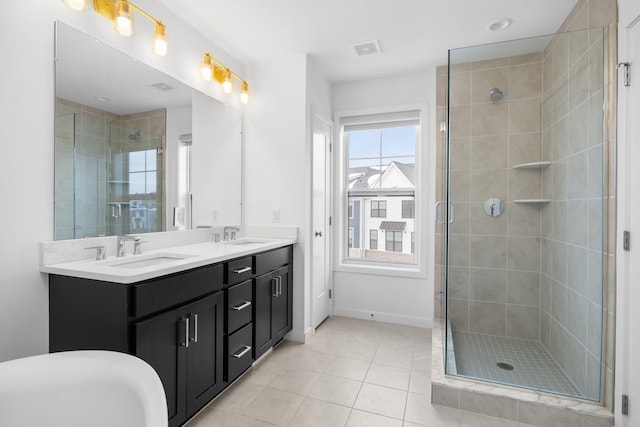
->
442 29 606 401
53 100 166 240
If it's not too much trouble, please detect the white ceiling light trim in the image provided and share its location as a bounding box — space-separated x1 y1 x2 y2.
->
489 18 513 31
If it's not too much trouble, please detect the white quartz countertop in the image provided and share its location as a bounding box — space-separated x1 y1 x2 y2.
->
40 237 296 284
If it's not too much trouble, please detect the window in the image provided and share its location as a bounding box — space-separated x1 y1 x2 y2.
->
402 200 415 218
343 110 419 264
371 200 387 218
370 230 378 250
126 149 160 234
385 231 403 252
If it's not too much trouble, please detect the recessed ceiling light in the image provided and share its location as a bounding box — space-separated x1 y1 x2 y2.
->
489 18 513 32
151 82 175 91
95 96 110 102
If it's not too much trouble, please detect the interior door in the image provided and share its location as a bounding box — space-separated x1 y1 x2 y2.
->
311 112 333 328
618 15 640 427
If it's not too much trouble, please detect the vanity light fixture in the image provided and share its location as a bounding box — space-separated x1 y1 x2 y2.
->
64 0 88 11
200 52 250 104
64 0 168 56
114 0 133 36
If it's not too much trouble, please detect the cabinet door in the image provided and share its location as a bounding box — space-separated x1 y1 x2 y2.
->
254 272 275 359
272 265 292 342
185 292 225 417
135 307 187 427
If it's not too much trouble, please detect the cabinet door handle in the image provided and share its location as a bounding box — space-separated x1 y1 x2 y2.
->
277 276 282 297
271 277 278 297
231 345 252 359
232 301 252 311
180 316 190 348
233 266 251 274
189 313 198 343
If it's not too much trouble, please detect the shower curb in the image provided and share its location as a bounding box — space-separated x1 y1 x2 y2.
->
431 320 614 426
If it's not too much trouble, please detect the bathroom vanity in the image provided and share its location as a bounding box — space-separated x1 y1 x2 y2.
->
46 241 293 427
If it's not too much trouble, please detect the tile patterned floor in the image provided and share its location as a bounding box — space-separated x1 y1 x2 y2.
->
186 316 537 427
451 330 583 398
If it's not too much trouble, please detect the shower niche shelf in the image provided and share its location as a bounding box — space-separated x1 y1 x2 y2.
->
512 161 551 169
513 199 551 204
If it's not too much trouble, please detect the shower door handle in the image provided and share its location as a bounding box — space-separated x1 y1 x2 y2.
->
435 202 455 224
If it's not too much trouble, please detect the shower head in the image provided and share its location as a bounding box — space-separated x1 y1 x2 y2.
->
490 88 503 102
128 130 142 140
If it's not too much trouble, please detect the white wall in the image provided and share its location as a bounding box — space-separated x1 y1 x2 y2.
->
191 92 242 227
0 1 245 362
332 71 437 328
244 54 309 339
243 54 332 340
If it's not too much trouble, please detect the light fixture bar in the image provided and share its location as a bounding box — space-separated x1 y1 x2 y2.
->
200 52 250 104
88 0 167 55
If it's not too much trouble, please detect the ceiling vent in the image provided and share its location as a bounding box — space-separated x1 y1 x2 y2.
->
351 40 383 57
151 82 174 91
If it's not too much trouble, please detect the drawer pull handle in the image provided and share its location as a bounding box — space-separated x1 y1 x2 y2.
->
232 345 252 359
233 266 251 274
232 301 252 311
180 317 190 348
189 313 198 343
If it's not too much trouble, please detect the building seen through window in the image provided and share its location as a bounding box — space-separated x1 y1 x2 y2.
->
344 111 419 264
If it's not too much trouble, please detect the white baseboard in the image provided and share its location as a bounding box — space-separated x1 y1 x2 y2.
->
333 306 433 329
285 326 314 343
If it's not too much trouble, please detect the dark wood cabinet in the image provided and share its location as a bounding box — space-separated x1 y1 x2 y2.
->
133 292 226 426
254 248 293 360
49 244 293 427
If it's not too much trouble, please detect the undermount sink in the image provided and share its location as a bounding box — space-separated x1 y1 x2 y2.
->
222 238 271 246
104 253 196 269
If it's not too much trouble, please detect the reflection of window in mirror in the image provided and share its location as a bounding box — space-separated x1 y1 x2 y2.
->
177 134 193 230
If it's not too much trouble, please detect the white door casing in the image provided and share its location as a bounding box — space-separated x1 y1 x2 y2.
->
616 11 640 427
311 112 333 328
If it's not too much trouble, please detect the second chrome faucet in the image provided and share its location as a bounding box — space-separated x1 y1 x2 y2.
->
117 235 143 257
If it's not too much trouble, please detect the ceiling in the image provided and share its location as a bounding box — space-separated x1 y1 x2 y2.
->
158 0 578 84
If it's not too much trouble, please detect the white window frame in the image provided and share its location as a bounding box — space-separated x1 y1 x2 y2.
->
333 105 429 279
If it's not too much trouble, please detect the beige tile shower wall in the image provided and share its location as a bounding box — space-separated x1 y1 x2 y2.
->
540 0 617 407
440 54 544 340
55 98 115 239
54 99 167 239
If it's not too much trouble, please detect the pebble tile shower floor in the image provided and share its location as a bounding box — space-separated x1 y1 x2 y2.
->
451 330 583 398
185 316 539 427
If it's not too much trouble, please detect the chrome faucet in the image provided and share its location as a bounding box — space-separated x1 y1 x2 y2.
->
223 227 240 241
117 235 141 257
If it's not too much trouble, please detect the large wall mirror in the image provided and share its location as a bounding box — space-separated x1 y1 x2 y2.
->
54 22 242 240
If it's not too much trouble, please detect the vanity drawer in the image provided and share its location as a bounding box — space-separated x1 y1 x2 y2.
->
225 257 254 285
254 246 292 276
227 323 253 382
227 280 253 333
133 264 223 317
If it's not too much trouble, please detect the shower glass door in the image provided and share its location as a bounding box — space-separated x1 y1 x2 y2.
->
444 29 606 402
108 123 165 236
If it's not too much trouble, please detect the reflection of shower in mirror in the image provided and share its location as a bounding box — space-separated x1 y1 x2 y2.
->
129 130 142 141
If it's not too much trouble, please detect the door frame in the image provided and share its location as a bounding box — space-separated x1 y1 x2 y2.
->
310 109 334 329
615 4 640 426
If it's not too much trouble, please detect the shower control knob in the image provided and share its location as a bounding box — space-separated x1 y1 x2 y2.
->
484 198 504 217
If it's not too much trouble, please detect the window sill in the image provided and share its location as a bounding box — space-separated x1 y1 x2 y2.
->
335 259 427 279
